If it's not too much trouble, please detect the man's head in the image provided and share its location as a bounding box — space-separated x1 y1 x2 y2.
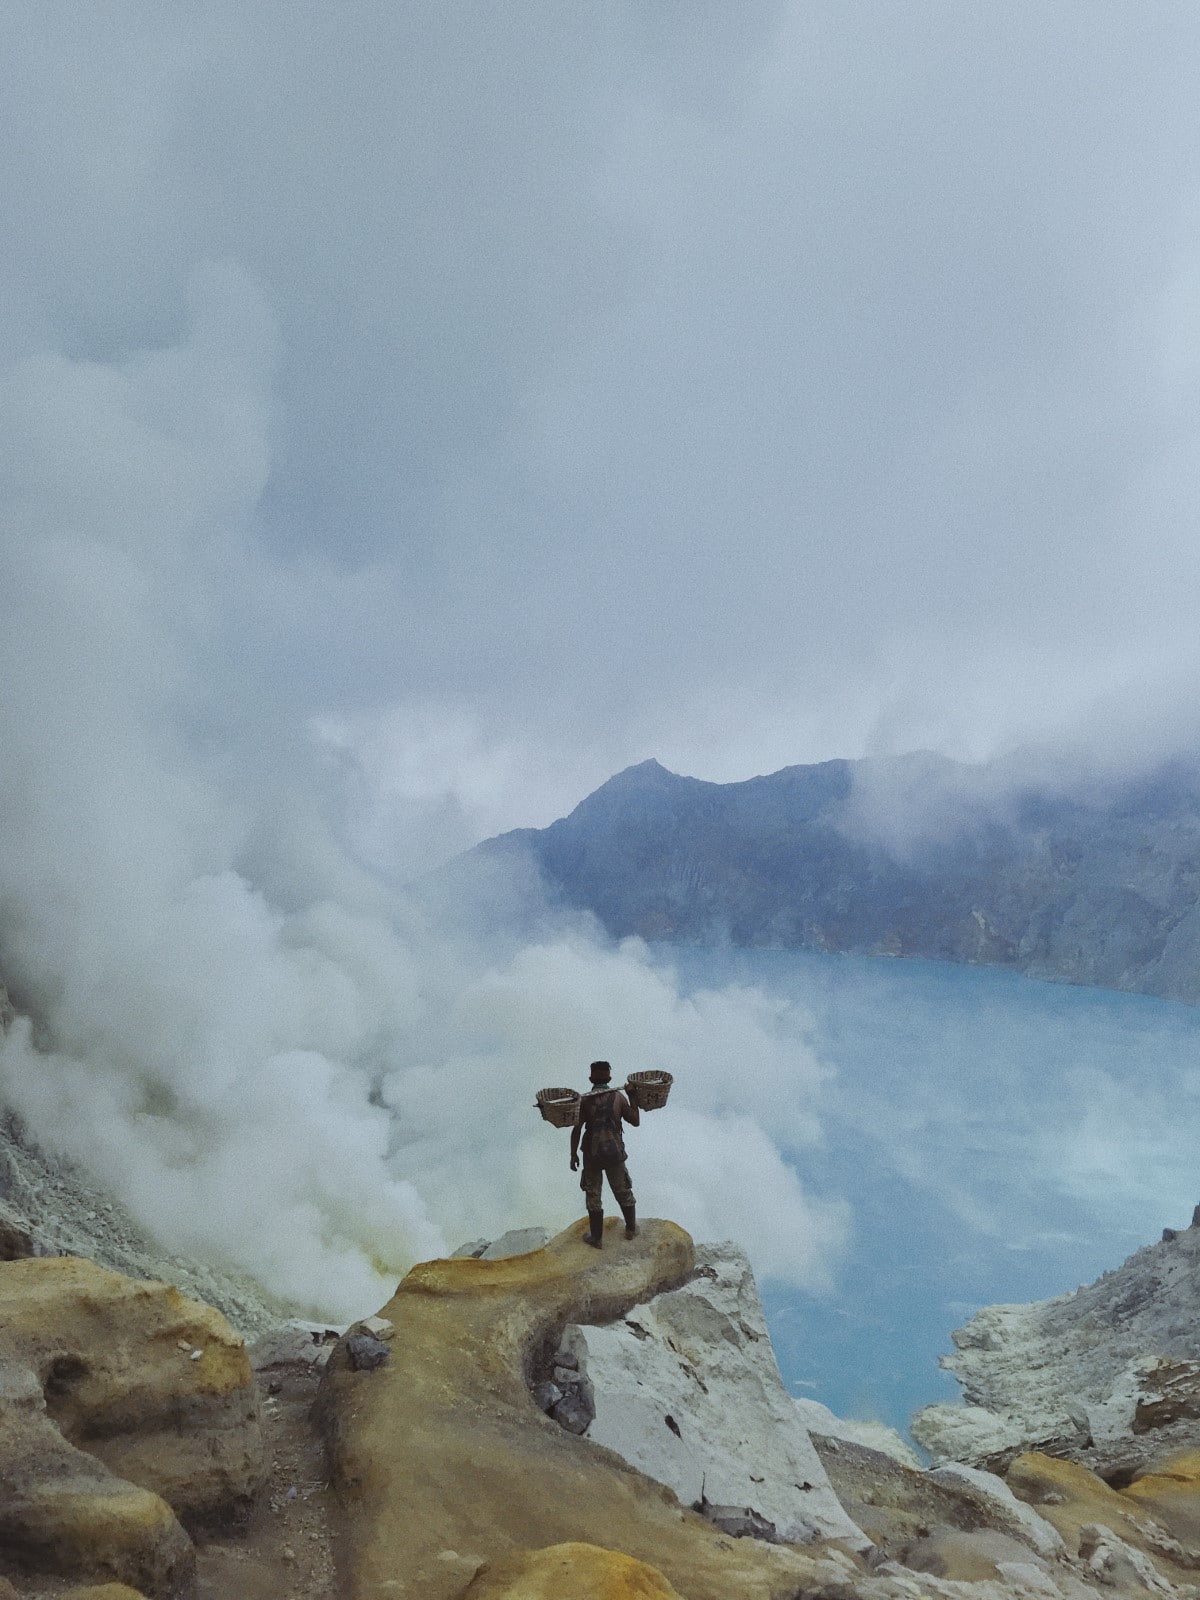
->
589 1060 612 1085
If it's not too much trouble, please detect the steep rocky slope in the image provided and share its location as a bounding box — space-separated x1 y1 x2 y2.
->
914 1220 1200 1480
0 1110 285 1338
461 755 1200 1002
565 1239 869 1547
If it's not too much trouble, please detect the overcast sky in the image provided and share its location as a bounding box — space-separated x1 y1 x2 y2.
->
6 2 1200 849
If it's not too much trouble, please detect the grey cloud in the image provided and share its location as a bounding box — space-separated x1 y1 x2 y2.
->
8 3 1200 815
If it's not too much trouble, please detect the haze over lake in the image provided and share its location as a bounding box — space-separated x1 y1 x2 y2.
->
657 946 1200 1437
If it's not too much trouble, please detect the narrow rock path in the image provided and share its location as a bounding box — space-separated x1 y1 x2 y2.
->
194 1365 335 1600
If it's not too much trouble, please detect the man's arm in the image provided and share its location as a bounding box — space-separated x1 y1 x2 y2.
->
618 1089 640 1127
570 1119 583 1169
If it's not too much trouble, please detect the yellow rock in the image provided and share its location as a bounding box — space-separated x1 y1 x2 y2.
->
1123 1448 1200 1550
0 1255 264 1530
0 1470 190 1595
318 1217 831 1600
462 1541 684 1598
1006 1451 1195 1583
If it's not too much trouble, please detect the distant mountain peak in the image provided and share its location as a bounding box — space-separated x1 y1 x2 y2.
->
460 751 1200 1005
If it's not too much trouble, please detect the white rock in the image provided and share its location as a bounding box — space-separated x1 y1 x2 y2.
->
249 1318 346 1370
1079 1524 1178 1597
929 1462 1066 1560
791 1396 921 1469
913 1229 1200 1466
569 1240 869 1549
913 1403 1028 1466
480 1227 550 1259
995 1562 1065 1599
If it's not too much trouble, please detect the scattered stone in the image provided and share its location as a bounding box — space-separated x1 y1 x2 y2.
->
697 1501 781 1543
1164 1230 1179 1243
452 1239 490 1258
346 1333 390 1371
248 1319 345 1371
361 1315 394 1339
1135 1361 1200 1434
549 1384 594 1435
532 1380 562 1413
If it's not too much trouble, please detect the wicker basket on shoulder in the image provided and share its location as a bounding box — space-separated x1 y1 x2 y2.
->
535 1087 581 1128
626 1070 673 1111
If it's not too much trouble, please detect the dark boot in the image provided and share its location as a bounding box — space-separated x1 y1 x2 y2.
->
621 1203 637 1240
584 1209 604 1248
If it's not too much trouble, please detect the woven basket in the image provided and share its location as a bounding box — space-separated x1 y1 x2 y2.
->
535 1087 581 1128
627 1070 673 1111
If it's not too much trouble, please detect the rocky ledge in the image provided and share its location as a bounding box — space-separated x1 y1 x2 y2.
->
16 1217 1200 1599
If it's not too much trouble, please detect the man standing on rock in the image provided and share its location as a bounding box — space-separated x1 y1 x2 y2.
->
570 1060 639 1248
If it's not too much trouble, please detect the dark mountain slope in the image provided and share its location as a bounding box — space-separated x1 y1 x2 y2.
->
467 756 1200 1003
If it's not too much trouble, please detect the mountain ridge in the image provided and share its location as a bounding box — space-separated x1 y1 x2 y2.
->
464 753 1200 1004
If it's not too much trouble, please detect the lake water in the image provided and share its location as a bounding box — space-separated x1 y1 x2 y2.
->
657 946 1200 1439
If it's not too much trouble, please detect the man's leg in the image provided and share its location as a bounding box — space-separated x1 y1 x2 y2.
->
582 1163 604 1247
607 1162 637 1240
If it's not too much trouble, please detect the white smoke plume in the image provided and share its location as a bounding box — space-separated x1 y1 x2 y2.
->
0 267 844 1316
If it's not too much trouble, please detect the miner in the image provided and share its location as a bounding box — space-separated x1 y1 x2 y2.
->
569 1059 639 1248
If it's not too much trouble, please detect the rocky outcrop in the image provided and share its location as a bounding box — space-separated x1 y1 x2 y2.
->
16 1190 1200 1600
0 1355 191 1596
913 1226 1200 1479
317 1217 877 1600
0 1255 266 1593
323 1217 1200 1600
561 1240 868 1548
1001 1452 1200 1587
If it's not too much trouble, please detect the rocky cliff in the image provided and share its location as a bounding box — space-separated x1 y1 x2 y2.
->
914 1216 1200 1483
460 755 1200 1003
17 1202 1200 1600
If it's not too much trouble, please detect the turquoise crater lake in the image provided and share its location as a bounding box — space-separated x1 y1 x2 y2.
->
657 946 1200 1438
